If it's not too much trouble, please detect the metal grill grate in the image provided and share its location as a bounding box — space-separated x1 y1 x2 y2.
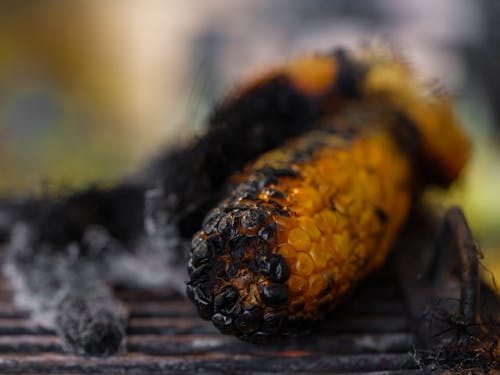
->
0 267 421 374
2 207 497 374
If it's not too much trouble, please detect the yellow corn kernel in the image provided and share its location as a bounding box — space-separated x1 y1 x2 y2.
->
298 217 321 241
308 273 325 297
294 253 315 276
287 228 311 251
310 242 328 270
279 243 297 260
290 186 322 215
315 209 338 234
288 275 308 294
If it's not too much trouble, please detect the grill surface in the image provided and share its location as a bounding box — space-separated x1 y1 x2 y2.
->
0 264 421 374
1 208 497 374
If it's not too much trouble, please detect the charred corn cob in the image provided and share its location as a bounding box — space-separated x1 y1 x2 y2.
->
187 46 470 342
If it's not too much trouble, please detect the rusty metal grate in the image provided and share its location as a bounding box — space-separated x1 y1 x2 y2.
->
0 265 421 374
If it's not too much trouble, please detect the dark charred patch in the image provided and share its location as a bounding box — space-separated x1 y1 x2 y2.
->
206 235 225 256
330 47 364 98
226 263 239 279
260 254 290 283
235 306 263 335
239 189 259 201
191 230 205 248
187 284 213 320
229 236 254 259
259 284 289 308
258 224 276 242
389 111 422 160
212 313 233 334
261 312 285 335
189 263 210 281
213 286 239 314
202 208 223 235
191 242 211 268
263 188 284 199
209 75 319 134
217 215 237 239
213 260 227 278
269 207 290 217
241 209 267 230
375 207 389 223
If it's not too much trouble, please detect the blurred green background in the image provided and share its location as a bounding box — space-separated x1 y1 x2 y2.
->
0 1 499 286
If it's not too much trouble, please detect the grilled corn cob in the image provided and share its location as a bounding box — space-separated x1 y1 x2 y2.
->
187 46 470 342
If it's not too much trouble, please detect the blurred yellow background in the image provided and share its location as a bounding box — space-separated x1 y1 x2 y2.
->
0 1 498 284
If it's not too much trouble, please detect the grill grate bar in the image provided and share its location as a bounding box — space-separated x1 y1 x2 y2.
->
0 352 418 374
0 315 410 336
0 302 407 321
0 333 415 356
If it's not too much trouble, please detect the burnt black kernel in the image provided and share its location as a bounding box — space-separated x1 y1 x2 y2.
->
235 306 262 334
241 209 267 230
255 173 278 189
269 168 299 178
264 188 284 199
226 263 239 279
216 268 227 279
214 286 239 314
202 208 223 234
230 247 245 260
269 207 290 217
258 224 276 241
259 284 288 307
253 239 271 255
191 230 205 248
191 242 211 268
245 179 260 192
248 260 259 275
189 263 210 280
203 207 222 226
217 215 236 238
187 273 209 287
229 302 243 316
240 192 258 201
229 236 253 259
206 235 225 256
213 259 226 276
267 200 284 209
186 284 195 301
187 258 195 274
260 254 290 283
218 199 234 211
261 312 285 335
212 313 234 334
238 186 259 200
189 285 213 320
